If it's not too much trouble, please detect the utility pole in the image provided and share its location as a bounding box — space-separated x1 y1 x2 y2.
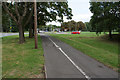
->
34 0 38 49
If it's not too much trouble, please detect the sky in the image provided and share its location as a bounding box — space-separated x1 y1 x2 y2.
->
47 0 93 26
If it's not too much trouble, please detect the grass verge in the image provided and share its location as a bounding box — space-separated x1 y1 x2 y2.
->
2 35 44 78
49 32 118 71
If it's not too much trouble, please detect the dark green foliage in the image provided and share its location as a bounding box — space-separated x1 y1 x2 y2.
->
37 2 73 26
2 2 73 43
61 20 85 31
2 8 18 32
2 8 10 32
77 21 85 30
90 2 120 38
84 22 93 31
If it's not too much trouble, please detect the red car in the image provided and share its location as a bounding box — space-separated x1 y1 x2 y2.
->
71 31 81 34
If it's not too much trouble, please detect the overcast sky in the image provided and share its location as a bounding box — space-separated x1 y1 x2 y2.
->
47 0 93 26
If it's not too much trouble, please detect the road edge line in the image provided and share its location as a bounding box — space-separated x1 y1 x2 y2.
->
44 65 47 78
48 37 91 80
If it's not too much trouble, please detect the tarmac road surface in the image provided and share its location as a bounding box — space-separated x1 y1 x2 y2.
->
0 33 28 37
41 34 118 79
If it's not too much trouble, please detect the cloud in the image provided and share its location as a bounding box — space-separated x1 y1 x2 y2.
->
47 21 61 26
47 13 93 26
47 0 93 26
72 13 93 22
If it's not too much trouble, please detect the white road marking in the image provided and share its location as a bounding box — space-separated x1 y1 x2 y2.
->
48 37 91 80
39 33 45 36
44 66 47 78
49 38 59 48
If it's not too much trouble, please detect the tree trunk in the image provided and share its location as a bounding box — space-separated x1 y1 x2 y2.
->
75 26 77 31
109 29 112 39
69 27 71 31
18 25 25 44
33 25 34 36
77 27 79 31
29 26 33 38
23 28 25 41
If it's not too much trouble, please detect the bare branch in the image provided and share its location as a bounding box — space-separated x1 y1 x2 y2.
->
15 2 20 17
21 2 27 20
24 8 33 27
2 2 18 24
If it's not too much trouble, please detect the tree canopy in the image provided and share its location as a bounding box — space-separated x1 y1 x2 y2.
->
61 20 85 31
2 2 73 43
90 2 120 38
37 2 73 25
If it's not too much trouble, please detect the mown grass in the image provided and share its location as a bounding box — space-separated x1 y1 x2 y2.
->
49 32 118 71
2 35 44 78
65 31 119 35
0 37 2 79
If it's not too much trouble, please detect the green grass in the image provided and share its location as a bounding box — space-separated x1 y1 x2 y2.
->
49 32 118 71
0 37 2 80
2 35 44 78
60 31 118 34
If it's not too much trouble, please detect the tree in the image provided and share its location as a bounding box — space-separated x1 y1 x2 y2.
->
2 2 73 44
90 2 120 38
28 17 34 38
37 2 73 32
61 22 68 31
76 21 85 31
2 9 18 33
84 22 92 31
2 9 10 32
25 2 73 36
61 20 85 31
2 2 33 43
68 20 76 31
37 2 73 25
61 20 76 31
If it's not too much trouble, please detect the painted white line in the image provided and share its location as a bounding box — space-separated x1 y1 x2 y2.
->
49 38 59 48
59 48 91 80
44 66 47 78
48 37 91 80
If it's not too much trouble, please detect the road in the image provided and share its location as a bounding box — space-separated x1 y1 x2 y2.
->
41 34 118 79
0 33 28 37
0 32 69 38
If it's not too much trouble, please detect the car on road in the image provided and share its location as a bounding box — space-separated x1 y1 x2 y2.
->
39 30 45 33
71 31 81 34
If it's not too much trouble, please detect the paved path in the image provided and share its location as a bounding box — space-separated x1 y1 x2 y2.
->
0 33 28 37
41 34 118 79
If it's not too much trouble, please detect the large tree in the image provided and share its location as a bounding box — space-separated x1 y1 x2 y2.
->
2 9 18 32
90 2 120 38
61 20 85 31
2 9 10 32
37 2 73 26
61 20 76 31
61 22 68 31
84 22 92 31
69 20 76 31
28 2 73 36
2 2 33 43
2 2 73 43
76 21 85 31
